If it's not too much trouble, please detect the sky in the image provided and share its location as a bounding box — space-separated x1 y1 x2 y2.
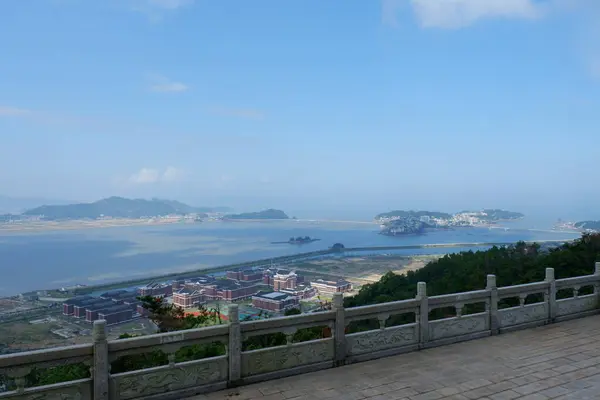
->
1 0 600 220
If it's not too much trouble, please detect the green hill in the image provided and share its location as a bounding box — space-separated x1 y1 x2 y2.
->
345 234 596 308
225 209 289 220
22 197 222 220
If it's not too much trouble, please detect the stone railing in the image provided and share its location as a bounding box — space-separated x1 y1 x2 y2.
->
1 263 600 399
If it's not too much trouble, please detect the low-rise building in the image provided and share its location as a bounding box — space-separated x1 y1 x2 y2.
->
310 279 352 294
280 283 316 300
252 291 300 312
173 289 205 309
98 305 133 325
138 283 173 298
62 296 94 315
84 301 117 322
273 269 298 291
226 268 263 282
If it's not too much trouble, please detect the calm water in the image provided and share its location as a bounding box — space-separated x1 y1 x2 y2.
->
0 220 580 296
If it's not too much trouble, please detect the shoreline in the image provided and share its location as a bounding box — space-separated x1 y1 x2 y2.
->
3 239 577 298
0 217 585 235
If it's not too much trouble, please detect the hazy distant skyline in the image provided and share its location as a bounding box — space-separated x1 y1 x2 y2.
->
1 1 599 221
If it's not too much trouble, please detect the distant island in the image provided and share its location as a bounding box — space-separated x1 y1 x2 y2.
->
224 209 289 220
376 209 524 237
271 236 320 245
20 197 231 220
574 221 600 232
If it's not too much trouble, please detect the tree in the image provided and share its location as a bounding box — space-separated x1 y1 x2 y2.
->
137 295 219 332
110 297 225 374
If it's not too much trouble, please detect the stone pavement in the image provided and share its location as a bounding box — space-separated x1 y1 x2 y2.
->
191 315 600 400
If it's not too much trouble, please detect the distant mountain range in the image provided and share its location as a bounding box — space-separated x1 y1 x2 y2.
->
21 197 232 220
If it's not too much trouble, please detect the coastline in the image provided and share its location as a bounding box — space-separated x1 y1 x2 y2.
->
0 217 583 235
4 239 577 297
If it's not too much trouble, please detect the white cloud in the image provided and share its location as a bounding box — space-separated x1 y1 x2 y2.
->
208 107 265 120
129 167 185 184
147 0 193 9
410 0 542 28
162 166 185 182
0 106 32 117
383 0 550 29
146 73 188 93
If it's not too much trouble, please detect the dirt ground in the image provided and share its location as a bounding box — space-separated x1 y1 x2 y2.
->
293 254 442 284
0 316 156 353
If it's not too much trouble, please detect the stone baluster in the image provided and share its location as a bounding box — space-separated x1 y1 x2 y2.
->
228 304 241 387
285 331 295 345
5 368 31 395
93 319 109 400
332 292 346 366
573 286 580 298
546 268 556 322
595 262 600 309
416 282 428 348
378 314 388 329
455 303 464 318
519 294 527 307
487 275 499 335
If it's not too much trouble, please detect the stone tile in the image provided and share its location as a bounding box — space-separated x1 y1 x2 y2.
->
538 386 571 398
489 391 521 400
435 387 461 396
409 391 444 400
519 394 549 400
187 316 600 400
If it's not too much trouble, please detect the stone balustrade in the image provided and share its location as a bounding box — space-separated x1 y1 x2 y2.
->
1 262 600 400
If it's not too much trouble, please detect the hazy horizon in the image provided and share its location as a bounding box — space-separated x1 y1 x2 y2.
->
2 1 599 223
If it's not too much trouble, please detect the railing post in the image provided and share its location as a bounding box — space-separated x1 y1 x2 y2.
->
594 262 600 308
93 319 109 400
416 282 428 348
546 268 556 323
486 275 499 335
332 292 346 366
228 304 241 387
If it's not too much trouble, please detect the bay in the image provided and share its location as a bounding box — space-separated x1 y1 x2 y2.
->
0 220 580 296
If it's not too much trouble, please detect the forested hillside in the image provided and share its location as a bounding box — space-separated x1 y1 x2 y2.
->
346 234 599 307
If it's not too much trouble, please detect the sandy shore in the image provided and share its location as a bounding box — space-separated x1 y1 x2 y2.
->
0 218 186 233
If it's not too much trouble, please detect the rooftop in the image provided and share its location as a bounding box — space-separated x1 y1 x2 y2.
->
192 315 600 400
63 295 93 305
253 291 291 300
97 304 132 315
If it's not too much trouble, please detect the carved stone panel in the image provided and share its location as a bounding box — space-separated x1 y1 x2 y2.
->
556 295 597 317
346 324 417 356
429 313 488 341
241 339 334 377
499 303 547 328
0 381 91 400
110 357 227 400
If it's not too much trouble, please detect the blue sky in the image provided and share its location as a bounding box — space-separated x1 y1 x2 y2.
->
1 0 599 219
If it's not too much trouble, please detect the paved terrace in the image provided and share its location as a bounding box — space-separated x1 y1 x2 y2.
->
196 315 600 400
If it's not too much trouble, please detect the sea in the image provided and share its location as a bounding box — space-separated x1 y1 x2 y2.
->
0 220 582 296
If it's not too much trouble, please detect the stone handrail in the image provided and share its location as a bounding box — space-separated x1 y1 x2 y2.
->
1 262 600 399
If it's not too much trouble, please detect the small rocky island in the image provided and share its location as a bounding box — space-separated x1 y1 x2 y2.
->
376 209 524 237
272 236 321 245
224 209 289 220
